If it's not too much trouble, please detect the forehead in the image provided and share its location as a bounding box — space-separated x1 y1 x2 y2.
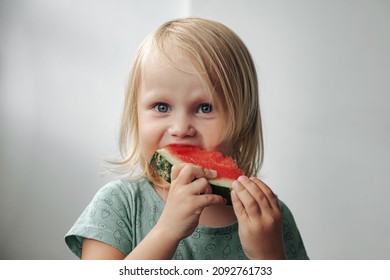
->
137 41 224 106
139 45 210 97
142 44 198 76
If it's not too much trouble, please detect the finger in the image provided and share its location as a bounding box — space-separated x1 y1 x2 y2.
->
171 164 201 185
239 176 272 211
171 165 213 196
231 189 248 220
203 168 218 180
190 177 212 195
171 163 187 181
250 177 280 210
172 163 217 184
231 177 262 216
195 193 227 208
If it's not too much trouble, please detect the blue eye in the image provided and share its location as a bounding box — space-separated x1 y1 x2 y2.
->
154 103 170 113
197 103 213 113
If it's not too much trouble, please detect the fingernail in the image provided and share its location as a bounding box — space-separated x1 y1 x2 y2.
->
207 169 217 178
238 175 248 181
232 180 241 188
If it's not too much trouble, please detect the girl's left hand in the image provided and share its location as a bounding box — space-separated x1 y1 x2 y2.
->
231 176 286 260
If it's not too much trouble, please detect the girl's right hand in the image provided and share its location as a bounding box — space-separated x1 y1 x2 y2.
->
156 163 226 241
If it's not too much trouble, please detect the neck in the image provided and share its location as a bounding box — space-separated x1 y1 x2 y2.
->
199 204 237 227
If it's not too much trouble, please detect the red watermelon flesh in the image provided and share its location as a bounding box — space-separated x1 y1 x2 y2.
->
163 145 243 180
150 144 244 204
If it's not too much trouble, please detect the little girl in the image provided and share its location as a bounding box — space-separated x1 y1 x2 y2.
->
65 17 309 260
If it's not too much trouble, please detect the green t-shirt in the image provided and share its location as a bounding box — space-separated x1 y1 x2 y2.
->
65 178 308 259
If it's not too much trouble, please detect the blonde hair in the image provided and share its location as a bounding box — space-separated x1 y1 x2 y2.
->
114 17 263 178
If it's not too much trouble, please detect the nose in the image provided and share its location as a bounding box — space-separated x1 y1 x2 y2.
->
168 113 196 138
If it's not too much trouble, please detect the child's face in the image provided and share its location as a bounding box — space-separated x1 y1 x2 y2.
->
137 48 227 162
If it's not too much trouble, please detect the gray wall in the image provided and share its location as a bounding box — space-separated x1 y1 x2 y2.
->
1 0 389 259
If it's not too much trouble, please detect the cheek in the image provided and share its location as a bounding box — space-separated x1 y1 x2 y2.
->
137 115 162 160
138 131 157 163
206 118 230 154
201 125 227 152
138 141 152 163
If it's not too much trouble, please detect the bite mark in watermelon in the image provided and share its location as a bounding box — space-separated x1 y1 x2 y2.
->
150 144 244 205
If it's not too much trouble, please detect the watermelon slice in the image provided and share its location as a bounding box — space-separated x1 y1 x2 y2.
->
150 144 244 205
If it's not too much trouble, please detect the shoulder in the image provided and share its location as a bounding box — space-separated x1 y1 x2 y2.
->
277 198 304 232
97 177 151 193
276 197 300 230
277 199 294 218
276 197 309 260
93 177 151 200
65 177 154 258
87 177 154 211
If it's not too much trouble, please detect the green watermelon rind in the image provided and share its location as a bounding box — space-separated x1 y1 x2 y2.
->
150 148 235 205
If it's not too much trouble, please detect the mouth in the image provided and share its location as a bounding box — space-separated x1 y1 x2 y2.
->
163 143 200 149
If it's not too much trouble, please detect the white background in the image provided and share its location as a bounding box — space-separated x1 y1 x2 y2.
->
1 0 389 259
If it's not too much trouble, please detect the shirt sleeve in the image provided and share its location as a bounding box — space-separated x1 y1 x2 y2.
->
278 199 309 259
65 180 133 258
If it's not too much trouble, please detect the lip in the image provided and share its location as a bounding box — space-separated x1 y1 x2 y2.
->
163 143 200 149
